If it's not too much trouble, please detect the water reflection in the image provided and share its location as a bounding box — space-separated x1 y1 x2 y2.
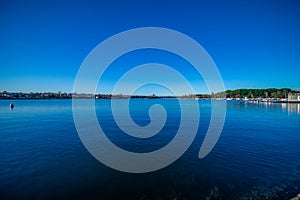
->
245 101 300 115
281 103 286 111
287 103 300 114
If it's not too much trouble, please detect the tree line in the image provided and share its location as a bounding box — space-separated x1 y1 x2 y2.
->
223 88 292 98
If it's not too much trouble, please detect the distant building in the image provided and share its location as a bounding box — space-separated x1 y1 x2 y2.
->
288 93 300 102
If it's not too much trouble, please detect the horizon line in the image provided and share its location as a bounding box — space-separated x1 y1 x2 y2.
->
1 87 299 96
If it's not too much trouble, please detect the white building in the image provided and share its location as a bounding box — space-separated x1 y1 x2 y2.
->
288 93 300 102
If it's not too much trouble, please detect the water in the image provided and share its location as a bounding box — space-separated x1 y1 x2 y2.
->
0 99 299 199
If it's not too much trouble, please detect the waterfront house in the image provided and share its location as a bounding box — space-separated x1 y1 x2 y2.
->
288 93 300 102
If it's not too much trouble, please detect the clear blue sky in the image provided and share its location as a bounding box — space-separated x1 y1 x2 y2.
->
0 0 299 95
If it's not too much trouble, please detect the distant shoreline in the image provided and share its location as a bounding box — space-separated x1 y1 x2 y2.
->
2 98 300 103
1 88 299 103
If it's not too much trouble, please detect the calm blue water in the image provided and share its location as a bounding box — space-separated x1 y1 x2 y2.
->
0 99 299 199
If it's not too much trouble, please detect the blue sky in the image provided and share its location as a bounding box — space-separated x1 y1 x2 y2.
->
0 0 299 95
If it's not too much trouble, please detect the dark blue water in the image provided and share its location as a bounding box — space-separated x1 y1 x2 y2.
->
0 99 299 199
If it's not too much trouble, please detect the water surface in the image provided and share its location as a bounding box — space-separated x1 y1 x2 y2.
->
0 99 299 199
